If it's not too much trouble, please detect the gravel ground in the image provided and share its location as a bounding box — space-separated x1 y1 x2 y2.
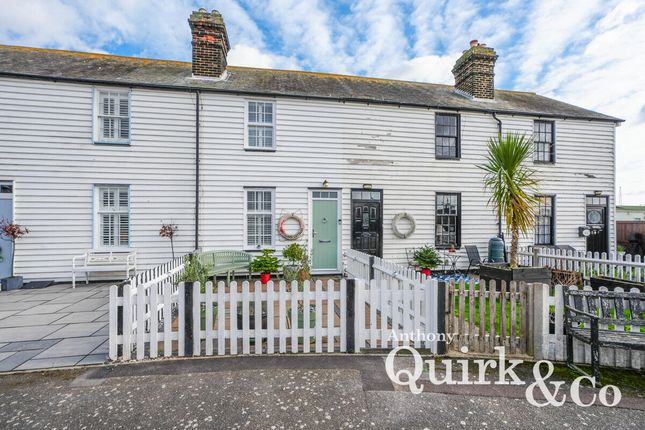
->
0 355 643 429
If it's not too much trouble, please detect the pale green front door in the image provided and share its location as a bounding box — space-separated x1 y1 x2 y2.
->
312 195 339 271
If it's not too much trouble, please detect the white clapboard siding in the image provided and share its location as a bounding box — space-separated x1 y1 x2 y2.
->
1 76 616 280
0 78 196 281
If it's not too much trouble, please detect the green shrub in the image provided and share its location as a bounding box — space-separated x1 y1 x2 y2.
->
250 249 281 274
180 254 209 285
414 245 441 269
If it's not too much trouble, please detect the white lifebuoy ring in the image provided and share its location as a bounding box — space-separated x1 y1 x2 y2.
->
392 212 416 239
278 213 305 241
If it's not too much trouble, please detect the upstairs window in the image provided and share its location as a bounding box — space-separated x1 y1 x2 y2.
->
535 195 555 245
95 89 130 143
246 101 275 150
95 185 130 247
435 193 461 248
534 120 555 163
245 188 274 248
435 113 460 159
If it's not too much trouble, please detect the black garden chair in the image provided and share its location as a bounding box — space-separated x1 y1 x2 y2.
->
465 245 491 274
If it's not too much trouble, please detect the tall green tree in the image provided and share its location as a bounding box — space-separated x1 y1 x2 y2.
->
479 132 539 267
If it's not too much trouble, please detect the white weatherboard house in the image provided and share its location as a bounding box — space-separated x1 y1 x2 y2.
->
0 9 622 282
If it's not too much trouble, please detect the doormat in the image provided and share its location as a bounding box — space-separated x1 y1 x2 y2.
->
22 281 54 289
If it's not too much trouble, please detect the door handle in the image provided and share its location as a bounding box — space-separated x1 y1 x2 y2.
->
319 240 331 243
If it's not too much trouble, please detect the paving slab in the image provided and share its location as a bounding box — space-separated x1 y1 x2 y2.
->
0 301 45 311
0 311 18 319
0 339 60 352
54 311 105 324
44 322 107 339
19 303 71 315
16 355 84 371
0 324 66 343
0 351 15 362
35 336 107 359
48 292 99 304
0 349 42 371
0 313 67 328
77 354 108 366
60 298 107 312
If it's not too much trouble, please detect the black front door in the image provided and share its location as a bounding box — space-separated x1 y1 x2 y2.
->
351 189 383 257
586 195 608 254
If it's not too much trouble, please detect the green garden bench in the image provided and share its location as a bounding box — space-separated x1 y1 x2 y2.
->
198 250 252 283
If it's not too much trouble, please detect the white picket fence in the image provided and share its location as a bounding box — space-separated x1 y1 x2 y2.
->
518 246 645 282
109 256 185 360
356 278 439 352
345 249 440 352
111 279 350 359
539 284 644 370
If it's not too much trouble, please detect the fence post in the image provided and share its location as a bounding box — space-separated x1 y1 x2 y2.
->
436 281 447 355
531 283 549 360
346 278 355 353
532 247 540 267
368 255 375 281
184 281 194 356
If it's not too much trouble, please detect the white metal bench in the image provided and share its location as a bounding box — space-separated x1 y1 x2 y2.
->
72 250 137 288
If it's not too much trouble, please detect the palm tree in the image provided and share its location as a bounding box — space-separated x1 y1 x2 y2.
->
479 132 539 268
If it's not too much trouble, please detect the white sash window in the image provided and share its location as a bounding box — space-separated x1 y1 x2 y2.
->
96 186 130 247
245 188 274 247
245 101 275 150
95 89 130 143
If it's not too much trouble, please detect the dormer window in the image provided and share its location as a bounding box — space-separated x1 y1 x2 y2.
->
245 100 275 150
94 89 130 144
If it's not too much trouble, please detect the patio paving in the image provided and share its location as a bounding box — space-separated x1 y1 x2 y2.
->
0 282 111 371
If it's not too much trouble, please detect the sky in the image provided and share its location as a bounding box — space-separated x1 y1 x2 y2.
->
1 0 644 203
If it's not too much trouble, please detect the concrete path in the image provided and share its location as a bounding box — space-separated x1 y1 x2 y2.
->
0 282 110 371
0 355 643 429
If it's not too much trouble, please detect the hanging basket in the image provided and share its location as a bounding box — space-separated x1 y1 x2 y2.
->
278 213 305 241
392 212 416 239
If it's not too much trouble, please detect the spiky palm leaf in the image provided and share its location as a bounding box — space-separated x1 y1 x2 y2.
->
479 133 540 267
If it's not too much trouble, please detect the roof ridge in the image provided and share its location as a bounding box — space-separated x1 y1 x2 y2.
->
0 44 190 66
0 44 537 94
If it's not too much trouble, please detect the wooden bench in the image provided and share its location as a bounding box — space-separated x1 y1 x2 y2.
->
564 286 645 379
72 250 137 288
197 250 251 283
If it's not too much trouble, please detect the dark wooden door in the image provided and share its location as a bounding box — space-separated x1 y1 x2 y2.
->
586 196 608 254
351 189 383 257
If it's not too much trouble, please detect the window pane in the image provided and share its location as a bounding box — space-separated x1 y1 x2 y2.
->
435 193 460 247
535 195 554 245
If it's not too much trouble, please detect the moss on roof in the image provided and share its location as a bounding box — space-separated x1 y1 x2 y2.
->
0 44 622 122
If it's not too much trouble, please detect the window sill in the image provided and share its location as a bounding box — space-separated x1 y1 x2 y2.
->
244 246 275 252
244 147 277 152
436 246 462 251
435 156 461 161
533 160 555 165
94 140 131 146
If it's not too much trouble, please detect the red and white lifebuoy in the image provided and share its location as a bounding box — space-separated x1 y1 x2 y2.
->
278 213 305 241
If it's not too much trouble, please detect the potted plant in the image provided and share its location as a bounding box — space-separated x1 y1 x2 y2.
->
282 243 311 283
250 249 280 284
0 219 29 291
159 222 179 260
478 132 551 285
414 245 441 277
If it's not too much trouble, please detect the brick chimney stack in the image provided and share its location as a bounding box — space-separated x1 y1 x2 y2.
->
452 40 498 99
188 8 230 79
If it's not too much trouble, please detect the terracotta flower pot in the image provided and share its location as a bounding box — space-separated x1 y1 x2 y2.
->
260 272 271 284
420 268 431 277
